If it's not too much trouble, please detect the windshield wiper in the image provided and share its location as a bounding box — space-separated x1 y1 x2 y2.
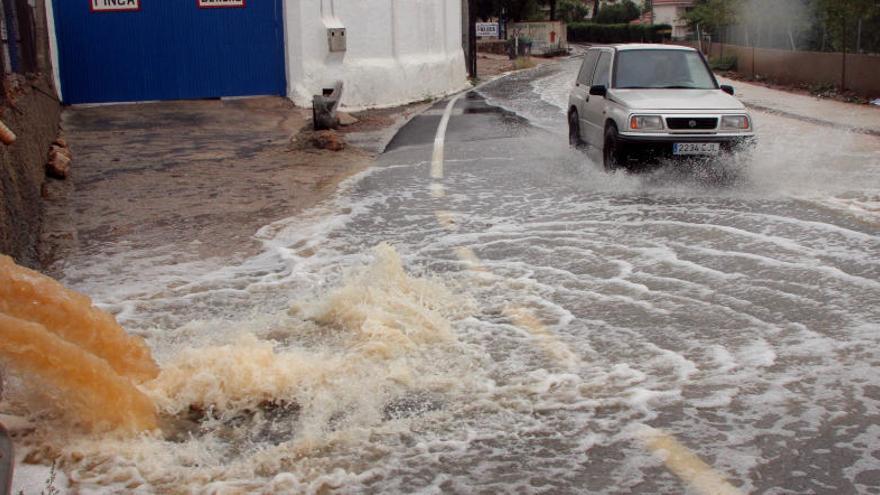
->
660 85 700 89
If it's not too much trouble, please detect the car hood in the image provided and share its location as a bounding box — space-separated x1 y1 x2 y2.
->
610 89 746 111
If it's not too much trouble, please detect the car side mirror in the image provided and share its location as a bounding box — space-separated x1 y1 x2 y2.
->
589 85 607 97
720 85 735 96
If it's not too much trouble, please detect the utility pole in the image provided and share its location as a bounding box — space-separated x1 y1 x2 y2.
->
841 15 847 91
468 0 477 78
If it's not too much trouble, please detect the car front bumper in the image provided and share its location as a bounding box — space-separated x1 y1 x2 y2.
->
616 133 757 157
618 133 757 153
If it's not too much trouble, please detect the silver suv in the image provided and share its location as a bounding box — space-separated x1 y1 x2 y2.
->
568 44 756 170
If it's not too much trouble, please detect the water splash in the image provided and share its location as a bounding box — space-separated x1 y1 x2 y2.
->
0 255 158 432
5 244 479 492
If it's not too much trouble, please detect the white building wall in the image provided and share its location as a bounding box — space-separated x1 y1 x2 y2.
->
285 0 469 110
653 5 690 40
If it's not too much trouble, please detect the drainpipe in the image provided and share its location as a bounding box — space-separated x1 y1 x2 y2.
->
841 16 847 92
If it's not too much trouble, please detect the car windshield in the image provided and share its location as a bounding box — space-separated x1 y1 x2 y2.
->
614 50 717 90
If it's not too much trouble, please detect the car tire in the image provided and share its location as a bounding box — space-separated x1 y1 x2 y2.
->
603 124 624 171
568 110 583 149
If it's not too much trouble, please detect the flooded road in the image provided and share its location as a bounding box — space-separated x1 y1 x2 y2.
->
14 58 880 493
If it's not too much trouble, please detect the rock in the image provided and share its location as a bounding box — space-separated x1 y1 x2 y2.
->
50 144 72 160
311 130 345 151
337 111 359 126
0 119 16 145
46 149 71 179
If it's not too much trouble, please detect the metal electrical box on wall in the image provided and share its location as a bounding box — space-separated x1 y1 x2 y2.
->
328 28 346 52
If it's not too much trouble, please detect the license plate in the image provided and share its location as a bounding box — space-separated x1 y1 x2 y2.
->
673 143 720 155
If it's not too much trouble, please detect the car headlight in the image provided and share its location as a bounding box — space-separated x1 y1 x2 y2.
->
630 115 663 131
721 115 751 130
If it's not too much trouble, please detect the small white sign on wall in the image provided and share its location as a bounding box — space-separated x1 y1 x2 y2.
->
197 0 245 8
476 22 500 38
91 0 139 12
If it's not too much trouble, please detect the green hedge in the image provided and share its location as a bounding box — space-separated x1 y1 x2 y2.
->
568 23 672 44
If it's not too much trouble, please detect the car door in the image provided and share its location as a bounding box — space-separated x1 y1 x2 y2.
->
582 49 614 147
571 49 600 142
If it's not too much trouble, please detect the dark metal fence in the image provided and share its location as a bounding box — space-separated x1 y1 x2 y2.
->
697 18 880 55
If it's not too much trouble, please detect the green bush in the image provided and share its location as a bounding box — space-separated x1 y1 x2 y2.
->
567 23 672 44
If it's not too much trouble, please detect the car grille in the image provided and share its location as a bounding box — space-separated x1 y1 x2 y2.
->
666 117 718 130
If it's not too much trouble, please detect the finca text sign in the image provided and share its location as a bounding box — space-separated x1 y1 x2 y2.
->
91 0 139 12
198 0 246 7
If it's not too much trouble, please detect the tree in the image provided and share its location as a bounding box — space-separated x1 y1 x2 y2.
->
594 0 640 23
683 0 739 38
558 0 590 23
543 0 558 20
814 0 878 51
475 0 541 22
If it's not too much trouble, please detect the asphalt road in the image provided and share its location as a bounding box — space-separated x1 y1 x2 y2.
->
25 59 880 494
309 61 880 493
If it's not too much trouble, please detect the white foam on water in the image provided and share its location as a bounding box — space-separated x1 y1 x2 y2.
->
5 55 880 493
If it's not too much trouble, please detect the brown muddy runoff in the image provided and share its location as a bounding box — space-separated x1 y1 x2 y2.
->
0 244 475 492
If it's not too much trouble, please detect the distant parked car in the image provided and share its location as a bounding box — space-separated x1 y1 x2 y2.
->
568 44 756 171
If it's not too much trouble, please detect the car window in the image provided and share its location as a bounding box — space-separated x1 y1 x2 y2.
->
614 50 717 89
576 50 600 85
591 52 612 87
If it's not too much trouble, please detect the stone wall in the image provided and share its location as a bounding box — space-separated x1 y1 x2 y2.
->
0 0 62 267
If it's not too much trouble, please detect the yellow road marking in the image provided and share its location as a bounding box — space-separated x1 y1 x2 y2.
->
430 182 446 198
425 87 738 495
435 210 458 231
454 246 488 272
638 426 743 495
504 306 579 368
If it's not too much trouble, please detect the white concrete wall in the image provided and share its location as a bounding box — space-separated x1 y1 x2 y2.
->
285 0 470 110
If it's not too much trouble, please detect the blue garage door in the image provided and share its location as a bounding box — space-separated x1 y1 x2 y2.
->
52 0 286 104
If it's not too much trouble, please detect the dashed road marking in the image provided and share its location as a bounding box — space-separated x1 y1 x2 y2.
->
454 247 488 272
504 307 579 368
638 426 743 495
430 182 446 198
424 88 740 495
435 210 458 231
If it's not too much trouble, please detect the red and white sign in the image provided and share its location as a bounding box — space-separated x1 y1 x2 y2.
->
197 0 245 8
91 0 139 12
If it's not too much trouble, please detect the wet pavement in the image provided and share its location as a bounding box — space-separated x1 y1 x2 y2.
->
17 57 880 493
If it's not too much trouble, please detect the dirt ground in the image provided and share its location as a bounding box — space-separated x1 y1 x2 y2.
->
477 52 562 81
477 53 516 79
38 97 425 275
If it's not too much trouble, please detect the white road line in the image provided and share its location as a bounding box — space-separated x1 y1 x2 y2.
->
638 426 743 495
431 93 466 179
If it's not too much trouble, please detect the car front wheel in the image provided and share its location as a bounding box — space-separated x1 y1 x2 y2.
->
603 124 625 171
569 111 583 149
